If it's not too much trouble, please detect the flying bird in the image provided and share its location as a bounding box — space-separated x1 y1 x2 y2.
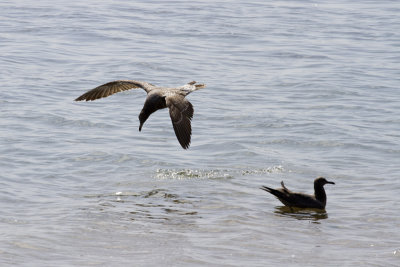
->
75 80 206 149
260 177 335 209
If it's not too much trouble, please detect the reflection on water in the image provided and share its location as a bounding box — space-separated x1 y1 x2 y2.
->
154 166 284 180
273 206 328 222
154 168 234 180
84 189 199 224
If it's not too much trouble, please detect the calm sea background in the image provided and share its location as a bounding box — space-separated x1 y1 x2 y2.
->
1 0 399 266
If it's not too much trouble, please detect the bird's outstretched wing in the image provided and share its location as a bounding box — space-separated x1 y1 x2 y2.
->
166 95 194 149
75 80 155 101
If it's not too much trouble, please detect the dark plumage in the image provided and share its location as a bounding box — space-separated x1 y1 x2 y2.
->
260 177 335 209
75 80 206 149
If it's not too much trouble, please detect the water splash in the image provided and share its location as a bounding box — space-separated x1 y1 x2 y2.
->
154 165 284 180
154 168 233 180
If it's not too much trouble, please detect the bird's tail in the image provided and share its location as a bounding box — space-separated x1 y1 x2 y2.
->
195 83 206 89
260 186 274 194
260 186 287 200
187 81 206 90
180 81 206 96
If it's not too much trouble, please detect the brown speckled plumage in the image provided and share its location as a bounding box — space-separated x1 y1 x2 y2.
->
75 80 206 149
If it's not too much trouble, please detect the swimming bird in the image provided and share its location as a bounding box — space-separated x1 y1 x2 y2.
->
75 80 206 149
260 177 335 209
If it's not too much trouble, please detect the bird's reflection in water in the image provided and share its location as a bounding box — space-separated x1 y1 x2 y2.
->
274 206 328 222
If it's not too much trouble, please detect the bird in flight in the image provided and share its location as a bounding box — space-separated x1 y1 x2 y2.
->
75 80 206 149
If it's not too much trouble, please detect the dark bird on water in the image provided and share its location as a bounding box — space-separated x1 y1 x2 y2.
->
75 80 206 149
260 177 335 209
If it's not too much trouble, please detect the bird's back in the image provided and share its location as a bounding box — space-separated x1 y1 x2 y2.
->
282 192 325 209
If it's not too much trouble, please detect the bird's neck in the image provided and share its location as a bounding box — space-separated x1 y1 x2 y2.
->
314 185 327 205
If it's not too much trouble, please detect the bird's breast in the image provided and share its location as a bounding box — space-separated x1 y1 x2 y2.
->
143 94 167 113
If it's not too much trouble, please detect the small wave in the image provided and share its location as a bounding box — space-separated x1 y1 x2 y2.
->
240 165 284 175
154 169 234 180
154 166 284 180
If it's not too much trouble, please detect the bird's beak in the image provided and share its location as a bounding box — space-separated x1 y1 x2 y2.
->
326 180 335 185
139 122 143 132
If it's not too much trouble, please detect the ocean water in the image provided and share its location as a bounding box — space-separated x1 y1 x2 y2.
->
1 0 399 266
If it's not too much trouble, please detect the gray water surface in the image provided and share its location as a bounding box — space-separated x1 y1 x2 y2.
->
1 1 400 266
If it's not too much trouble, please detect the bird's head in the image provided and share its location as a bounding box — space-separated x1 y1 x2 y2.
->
138 111 148 131
315 177 335 186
